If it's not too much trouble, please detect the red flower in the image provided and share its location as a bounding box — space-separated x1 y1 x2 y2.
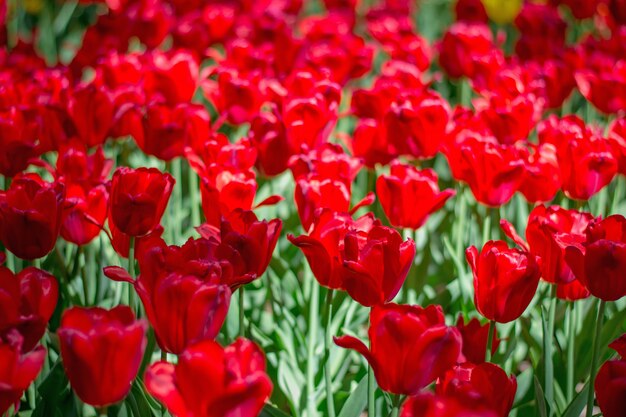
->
608 117 626 176
525 205 594 284
0 267 58 353
144 338 273 417
466 241 541 323
556 278 590 301
514 3 566 62
377 161 455 230
61 183 108 246
455 316 500 365
0 107 40 178
0 174 65 260
438 22 494 79
564 215 626 301
294 176 351 231
454 0 488 23
58 306 147 407
0 332 46 416
595 359 626 417
437 362 517 417
109 167 174 237
68 83 115 147
575 60 626 115
144 50 198 105
518 143 561 203
335 303 462 395
249 111 290 177
445 136 525 207
401 392 497 417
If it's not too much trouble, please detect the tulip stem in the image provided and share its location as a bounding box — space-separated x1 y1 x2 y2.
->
389 394 402 417
98 406 108 417
545 285 557 416
189 165 201 227
239 287 245 338
323 289 336 417
128 236 136 312
368 309 377 417
485 320 496 362
586 299 606 417
161 350 167 362
566 302 576 402
306 273 320 417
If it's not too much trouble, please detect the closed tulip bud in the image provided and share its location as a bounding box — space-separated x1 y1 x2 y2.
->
109 167 174 237
58 306 147 407
377 162 455 230
0 174 65 260
335 303 462 395
144 338 273 417
466 241 541 323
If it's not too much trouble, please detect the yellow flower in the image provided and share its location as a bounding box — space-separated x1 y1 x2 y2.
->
24 0 44 14
481 0 523 24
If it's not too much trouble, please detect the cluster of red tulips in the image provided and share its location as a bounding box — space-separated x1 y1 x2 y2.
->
1 0 626 416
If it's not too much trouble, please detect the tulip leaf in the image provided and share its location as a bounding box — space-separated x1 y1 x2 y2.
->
561 382 589 417
533 375 548 417
337 375 368 417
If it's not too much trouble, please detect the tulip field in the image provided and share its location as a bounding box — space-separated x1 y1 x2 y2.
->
3 0 626 416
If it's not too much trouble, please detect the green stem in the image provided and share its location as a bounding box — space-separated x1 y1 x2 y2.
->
567 302 576 402
306 273 320 417
128 237 136 312
189 164 201 226
389 395 402 417
323 289 336 417
481 207 492 246
545 285 557 416
239 287 245 338
161 350 167 362
485 320 496 362
586 300 606 417
459 78 472 108
368 363 376 417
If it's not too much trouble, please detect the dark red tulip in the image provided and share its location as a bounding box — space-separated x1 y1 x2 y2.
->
455 0 488 23
109 167 174 237
525 205 594 284
0 174 65 260
401 392 497 417
377 161 455 230
58 306 147 407
144 50 198 105
56 143 113 189
0 107 40 178
455 316 500 365
595 358 626 417
0 332 46 416
249 111 290 177
335 303 462 395
0 267 58 353
609 334 626 358
294 176 351 231
550 0 602 19
68 83 115 147
144 338 273 417
466 241 541 323
514 3 566 62
608 117 626 176
564 215 626 301
437 362 517 417
61 183 108 246
445 136 525 207
556 278 590 301
196 210 282 290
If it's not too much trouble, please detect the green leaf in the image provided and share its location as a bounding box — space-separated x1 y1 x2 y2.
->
562 383 589 417
534 375 548 417
337 375 368 417
260 404 292 417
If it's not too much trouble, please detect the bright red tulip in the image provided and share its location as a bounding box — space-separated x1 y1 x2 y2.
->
0 267 58 353
68 83 115 147
401 392 497 417
556 278 590 301
335 303 462 395
608 117 626 176
377 161 455 230
0 107 40 178
0 174 65 260
58 306 147 407
438 22 494 79
466 241 541 323
595 337 626 417
0 332 46 416
144 338 273 417
455 316 500 365
564 215 626 301
437 362 517 417
109 167 174 237
518 143 561 203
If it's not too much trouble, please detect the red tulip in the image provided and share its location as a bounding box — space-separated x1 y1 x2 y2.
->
556 278 590 301
289 143 363 184
564 215 626 301
466 241 541 323
335 303 462 395
0 174 65 260
525 205 594 284
454 0 488 23
294 176 351 231
401 392 497 417
445 136 525 207
109 167 174 237
455 316 500 365
0 332 46 416
595 358 626 417
144 50 198 105
518 143 561 203
438 22 494 79
0 266 58 353
249 111 290 177
575 60 626 115
144 338 273 417
608 117 626 176
377 161 455 230
514 3 566 62
68 83 115 147
58 306 147 407
0 107 40 178
61 183 108 246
